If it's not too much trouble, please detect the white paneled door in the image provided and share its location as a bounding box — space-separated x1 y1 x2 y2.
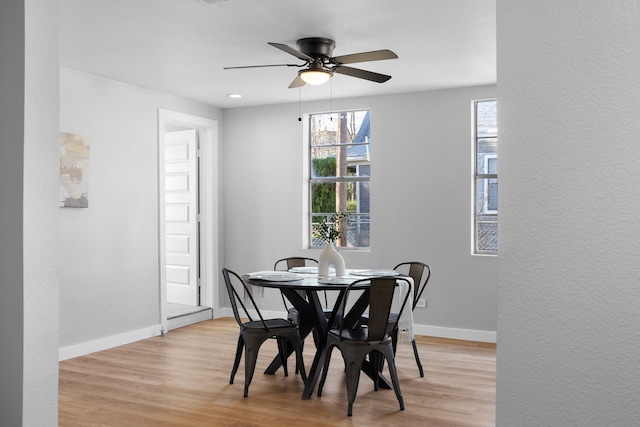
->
164 130 199 306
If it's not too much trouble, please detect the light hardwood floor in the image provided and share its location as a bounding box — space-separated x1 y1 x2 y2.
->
59 317 495 426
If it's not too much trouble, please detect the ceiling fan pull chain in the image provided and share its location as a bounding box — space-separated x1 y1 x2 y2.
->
330 79 333 118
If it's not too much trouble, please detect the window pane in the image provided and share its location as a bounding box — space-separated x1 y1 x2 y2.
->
476 138 497 172
311 145 367 178
476 178 498 213
476 214 498 253
487 157 497 175
348 213 370 247
476 100 497 138
311 181 370 215
310 111 369 146
311 149 337 178
356 180 370 214
310 114 338 146
311 182 336 213
487 179 498 211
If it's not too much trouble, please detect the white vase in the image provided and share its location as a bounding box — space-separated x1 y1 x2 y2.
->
318 242 346 277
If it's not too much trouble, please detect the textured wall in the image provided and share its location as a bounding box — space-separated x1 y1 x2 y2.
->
0 0 60 425
23 1 61 424
497 1 640 425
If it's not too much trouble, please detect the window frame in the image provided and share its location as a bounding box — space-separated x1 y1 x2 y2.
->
472 99 498 255
306 109 371 250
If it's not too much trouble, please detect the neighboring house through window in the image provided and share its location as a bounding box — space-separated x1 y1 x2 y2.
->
308 110 370 248
474 99 498 254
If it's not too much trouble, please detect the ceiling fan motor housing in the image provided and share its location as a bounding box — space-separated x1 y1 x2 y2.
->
296 37 336 59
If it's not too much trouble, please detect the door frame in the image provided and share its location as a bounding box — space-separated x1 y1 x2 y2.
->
158 109 219 332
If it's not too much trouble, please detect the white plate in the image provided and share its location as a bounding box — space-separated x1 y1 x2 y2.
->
248 271 303 282
318 276 357 285
349 269 399 277
288 266 318 274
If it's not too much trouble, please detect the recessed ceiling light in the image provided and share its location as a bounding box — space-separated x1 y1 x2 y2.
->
227 94 242 99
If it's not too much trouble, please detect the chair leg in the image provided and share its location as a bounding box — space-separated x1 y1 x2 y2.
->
230 335 243 384
243 344 260 398
381 347 404 411
412 338 424 377
345 358 363 417
369 351 384 391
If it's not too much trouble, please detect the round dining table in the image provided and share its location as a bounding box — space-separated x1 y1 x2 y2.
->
245 271 398 400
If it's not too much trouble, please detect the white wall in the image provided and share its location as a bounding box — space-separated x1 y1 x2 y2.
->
497 1 640 426
223 85 497 337
0 0 60 425
59 68 223 352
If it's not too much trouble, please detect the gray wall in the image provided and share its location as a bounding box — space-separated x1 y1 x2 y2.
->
59 68 223 349
497 1 640 425
222 85 498 335
0 0 60 425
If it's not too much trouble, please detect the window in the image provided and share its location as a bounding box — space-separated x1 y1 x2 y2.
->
474 100 498 254
308 110 370 248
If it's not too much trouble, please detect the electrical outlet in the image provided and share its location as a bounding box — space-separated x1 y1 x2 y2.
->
416 299 427 308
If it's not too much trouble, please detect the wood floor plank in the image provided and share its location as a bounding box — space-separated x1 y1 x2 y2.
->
59 317 495 426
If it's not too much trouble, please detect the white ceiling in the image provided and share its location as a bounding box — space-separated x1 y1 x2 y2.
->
59 0 496 109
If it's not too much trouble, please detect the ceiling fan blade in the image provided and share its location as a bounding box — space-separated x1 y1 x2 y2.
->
268 42 314 62
288 74 306 88
332 49 398 65
224 63 301 70
333 66 392 83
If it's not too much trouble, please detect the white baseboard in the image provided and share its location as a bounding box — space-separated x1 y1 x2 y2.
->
213 307 234 319
215 308 496 344
59 324 163 361
413 324 496 343
167 308 213 331
58 310 496 361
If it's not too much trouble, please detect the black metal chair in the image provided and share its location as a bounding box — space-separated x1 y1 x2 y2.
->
391 261 431 377
222 268 307 397
317 276 412 416
273 257 321 324
355 262 431 377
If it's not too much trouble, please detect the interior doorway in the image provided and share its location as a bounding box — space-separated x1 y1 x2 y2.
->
158 110 219 332
164 129 199 306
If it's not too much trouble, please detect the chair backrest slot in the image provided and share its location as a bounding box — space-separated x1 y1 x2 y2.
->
366 278 397 342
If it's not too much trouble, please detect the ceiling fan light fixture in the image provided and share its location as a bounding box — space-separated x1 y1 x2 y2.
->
299 68 333 85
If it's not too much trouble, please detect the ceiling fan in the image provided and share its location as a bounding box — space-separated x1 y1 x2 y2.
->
224 37 398 88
